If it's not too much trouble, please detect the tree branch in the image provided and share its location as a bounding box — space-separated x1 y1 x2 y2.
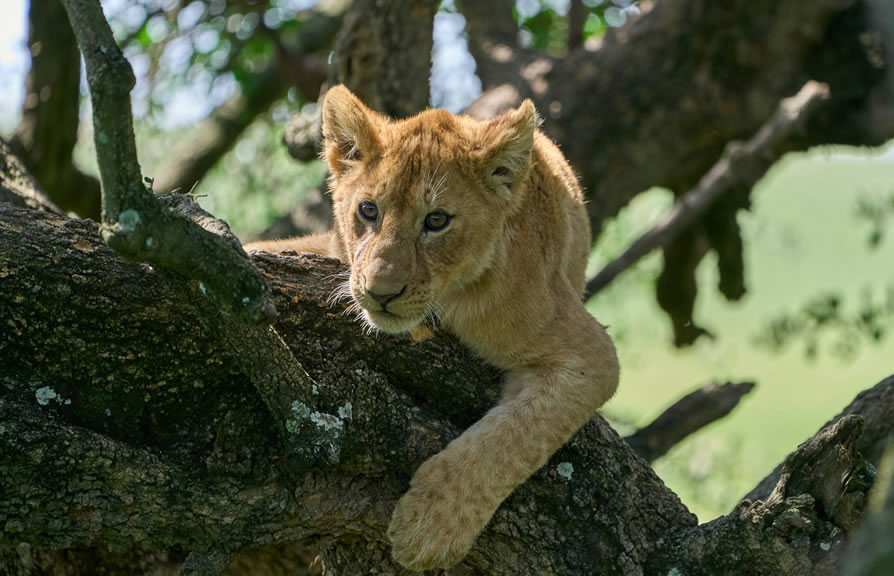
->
625 381 755 462
654 414 873 574
2 201 891 574
585 81 830 297
329 0 438 119
60 0 274 325
152 67 287 195
464 0 890 241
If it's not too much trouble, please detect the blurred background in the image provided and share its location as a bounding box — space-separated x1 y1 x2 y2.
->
1 0 893 522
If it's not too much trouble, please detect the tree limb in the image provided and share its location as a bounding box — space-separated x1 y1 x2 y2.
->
625 381 755 462
2 201 891 574
464 0 891 241
60 0 274 325
585 81 830 296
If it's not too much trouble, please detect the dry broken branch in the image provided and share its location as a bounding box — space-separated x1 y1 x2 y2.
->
625 381 756 462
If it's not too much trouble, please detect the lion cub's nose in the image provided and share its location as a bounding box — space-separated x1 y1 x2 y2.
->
366 285 406 305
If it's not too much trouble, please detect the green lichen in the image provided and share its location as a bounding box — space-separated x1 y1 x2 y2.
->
286 401 312 435
338 403 353 421
117 209 141 232
291 401 311 419
556 461 574 481
0 423 5 435
310 411 343 431
35 386 57 406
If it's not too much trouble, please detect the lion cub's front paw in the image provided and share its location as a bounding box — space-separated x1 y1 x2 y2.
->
387 458 489 571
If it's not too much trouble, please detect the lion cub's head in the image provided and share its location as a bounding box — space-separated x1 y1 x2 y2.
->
322 86 539 334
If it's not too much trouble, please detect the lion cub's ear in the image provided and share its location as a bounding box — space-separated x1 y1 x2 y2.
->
477 100 540 196
321 85 382 178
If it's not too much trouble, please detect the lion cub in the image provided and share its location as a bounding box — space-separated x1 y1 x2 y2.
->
246 86 619 571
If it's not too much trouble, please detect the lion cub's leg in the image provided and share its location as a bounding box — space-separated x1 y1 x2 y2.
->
387 301 619 571
243 231 340 259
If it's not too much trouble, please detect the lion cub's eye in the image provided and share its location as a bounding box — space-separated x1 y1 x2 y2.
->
358 201 378 221
424 211 451 232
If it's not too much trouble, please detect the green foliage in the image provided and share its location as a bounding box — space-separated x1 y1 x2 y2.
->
106 0 314 122
855 189 894 249
193 116 328 239
755 287 894 361
514 0 638 53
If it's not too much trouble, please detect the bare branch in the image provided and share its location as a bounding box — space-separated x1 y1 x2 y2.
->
60 0 274 325
625 381 755 462
585 81 830 297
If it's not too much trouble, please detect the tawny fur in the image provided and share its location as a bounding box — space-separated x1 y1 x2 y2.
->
245 86 619 571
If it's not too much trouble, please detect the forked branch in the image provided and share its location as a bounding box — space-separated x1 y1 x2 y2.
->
60 0 274 325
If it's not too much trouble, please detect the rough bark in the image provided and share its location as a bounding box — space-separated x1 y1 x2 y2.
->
843 440 894 576
1 199 891 575
328 0 438 119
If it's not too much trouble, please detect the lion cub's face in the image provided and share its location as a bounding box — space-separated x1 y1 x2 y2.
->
321 86 538 334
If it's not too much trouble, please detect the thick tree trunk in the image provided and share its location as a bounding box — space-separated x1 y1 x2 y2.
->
1 193 890 575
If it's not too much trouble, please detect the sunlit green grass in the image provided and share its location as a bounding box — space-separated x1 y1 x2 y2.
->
588 144 894 521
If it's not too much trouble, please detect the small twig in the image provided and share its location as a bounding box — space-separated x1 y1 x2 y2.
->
60 0 275 325
624 381 756 462
585 80 830 297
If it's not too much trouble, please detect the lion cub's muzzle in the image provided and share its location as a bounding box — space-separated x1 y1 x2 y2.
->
351 276 429 334
365 285 406 307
